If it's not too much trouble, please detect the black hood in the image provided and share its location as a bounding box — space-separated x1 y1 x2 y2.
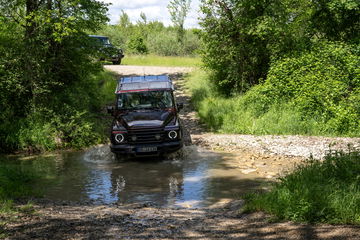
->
117 110 175 128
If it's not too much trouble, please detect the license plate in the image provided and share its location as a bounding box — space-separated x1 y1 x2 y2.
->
137 147 157 152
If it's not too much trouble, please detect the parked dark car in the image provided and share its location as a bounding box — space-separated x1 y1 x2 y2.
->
89 35 124 65
107 75 184 157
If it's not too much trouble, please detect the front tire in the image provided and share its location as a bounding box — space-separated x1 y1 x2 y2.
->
112 59 121 65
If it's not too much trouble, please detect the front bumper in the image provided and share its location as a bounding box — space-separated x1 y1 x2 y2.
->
110 141 183 156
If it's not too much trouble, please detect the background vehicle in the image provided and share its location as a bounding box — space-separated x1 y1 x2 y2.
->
89 35 124 65
107 75 184 157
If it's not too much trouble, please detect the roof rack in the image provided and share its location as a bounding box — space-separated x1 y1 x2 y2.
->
115 75 174 93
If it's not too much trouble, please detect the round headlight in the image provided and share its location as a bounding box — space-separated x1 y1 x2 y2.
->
115 133 125 143
168 130 177 139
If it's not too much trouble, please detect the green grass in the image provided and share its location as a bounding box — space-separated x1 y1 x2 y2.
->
122 54 202 67
0 163 40 237
244 151 360 224
186 69 360 137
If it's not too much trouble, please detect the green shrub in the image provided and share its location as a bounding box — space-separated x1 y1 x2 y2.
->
127 34 148 54
147 31 182 56
14 109 101 152
244 151 360 224
146 30 200 56
246 41 360 135
0 70 115 153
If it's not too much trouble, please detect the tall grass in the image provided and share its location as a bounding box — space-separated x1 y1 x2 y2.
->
122 54 202 67
186 70 360 137
244 151 360 224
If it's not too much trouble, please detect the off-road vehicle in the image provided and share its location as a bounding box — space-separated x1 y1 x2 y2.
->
107 75 184 157
89 35 124 65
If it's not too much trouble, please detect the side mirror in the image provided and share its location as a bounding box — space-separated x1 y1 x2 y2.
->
177 103 184 111
107 106 114 115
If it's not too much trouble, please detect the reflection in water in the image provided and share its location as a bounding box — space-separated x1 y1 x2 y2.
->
0 145 265 208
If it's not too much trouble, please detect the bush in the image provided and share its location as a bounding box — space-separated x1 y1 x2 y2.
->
244 151 360 224
245 42 360 135
146 30 200 56
147 31 182 56
12 108 102 152
127 34 148 54
0 70 115 153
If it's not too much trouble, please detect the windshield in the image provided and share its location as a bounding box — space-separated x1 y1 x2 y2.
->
117 90 174 110
91 36 111 45
99 37 110 45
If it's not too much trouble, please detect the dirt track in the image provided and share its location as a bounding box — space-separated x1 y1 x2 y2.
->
4 65 360 240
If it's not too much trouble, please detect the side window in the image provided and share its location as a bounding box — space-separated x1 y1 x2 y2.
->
164 91 173 107
117 95 124 108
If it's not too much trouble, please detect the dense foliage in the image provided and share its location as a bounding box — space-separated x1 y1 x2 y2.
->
187 42 360 137
96 11 200 56
244 42 360 135
191 0 360 137
199 0 360 95
0 0 111 153
245 151 360 224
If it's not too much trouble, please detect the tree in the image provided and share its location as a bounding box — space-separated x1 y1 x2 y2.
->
140 12 147 25
199 0 287 94
118 10 132 28
128 34 148 54
310 0 360 43
167 0 191 43
0 0 110 151
0 0 109 107
199 0 359 95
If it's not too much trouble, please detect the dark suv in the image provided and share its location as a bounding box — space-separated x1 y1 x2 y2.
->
89 35 124 65
107 75 184 157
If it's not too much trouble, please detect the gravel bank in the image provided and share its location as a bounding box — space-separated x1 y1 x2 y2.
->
192 133 360 160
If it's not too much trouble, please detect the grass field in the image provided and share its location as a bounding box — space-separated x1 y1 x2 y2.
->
122 54 202 67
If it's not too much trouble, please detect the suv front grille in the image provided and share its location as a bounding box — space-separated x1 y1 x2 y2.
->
128 127 165 144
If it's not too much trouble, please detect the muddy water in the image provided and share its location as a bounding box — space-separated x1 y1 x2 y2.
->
2 146 267 208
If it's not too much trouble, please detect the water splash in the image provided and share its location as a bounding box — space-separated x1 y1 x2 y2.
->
83 144 115 163
115 176 126 193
